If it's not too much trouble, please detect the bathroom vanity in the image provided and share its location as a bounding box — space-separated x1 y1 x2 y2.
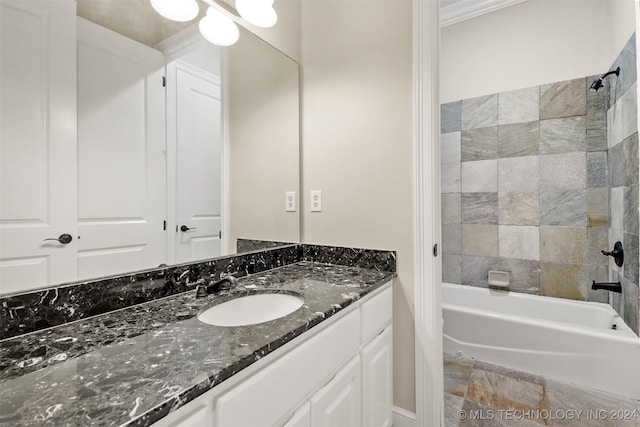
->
0 245 395 426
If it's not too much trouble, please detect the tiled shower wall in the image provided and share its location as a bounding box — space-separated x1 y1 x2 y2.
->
440 34 639 333
607 34 639 334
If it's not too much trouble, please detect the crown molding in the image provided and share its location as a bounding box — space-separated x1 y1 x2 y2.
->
440 0 529 27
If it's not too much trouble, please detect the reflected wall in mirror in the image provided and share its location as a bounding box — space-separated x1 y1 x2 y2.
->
0 0 299 295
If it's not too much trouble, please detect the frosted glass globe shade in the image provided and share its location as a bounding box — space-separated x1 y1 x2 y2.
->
236 0 277 28
150 0 199 22
199 7 240 47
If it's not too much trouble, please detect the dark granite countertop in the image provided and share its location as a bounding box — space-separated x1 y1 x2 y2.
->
0 262 394 426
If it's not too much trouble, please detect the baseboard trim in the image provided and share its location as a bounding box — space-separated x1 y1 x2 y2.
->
393 406 417 427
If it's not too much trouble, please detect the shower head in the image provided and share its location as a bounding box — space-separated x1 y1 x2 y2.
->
589 66 620 92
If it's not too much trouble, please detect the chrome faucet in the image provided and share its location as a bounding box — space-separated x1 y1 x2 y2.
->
591 281 622 293
195 275 238 298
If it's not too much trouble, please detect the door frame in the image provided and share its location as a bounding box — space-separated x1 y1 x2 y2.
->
413 0 444 426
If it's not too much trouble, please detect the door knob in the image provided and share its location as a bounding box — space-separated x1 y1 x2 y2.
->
43 234 73 244
180 225 197 232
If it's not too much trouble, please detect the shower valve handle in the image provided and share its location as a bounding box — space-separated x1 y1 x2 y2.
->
601 241 624 267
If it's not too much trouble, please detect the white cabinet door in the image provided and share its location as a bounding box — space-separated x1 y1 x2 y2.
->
76 18 166 280
173 63 222 263
0 0 78 293
361 326 393 427
310 356 361 427
282 402 311 427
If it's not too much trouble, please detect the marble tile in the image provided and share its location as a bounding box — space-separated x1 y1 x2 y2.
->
442 162 461 193
609 140 625 187
443 193 462 225
462 94 498 130
444 393 464 427
611 83 638 144
586 74 608 132
498 225 539 260
444 353 474 398
461 255 500 287
586 151 608 188
540 116 587 154
588 227 609 267
624 185 639 235
591 186 611 227
498 192 539 226
608 94 625 147
497 122 540 158
498 156 539 192
442 132 462 164
610 187 624 231
461 160 498 193
610 273 623 314
498 86 539 125
462 193 498 224
622 277 639 335
443 224 462 255
465 363 549 416
462 224 498 257
623 233 639 285
623 133 639 187
540 78 587 119
618 34 637 103
547 378 640 426
540 190 587 226
461 127 498 161
496 258 540 294
540 261 589 300
540 226 588 264
539 152 586 191
443 254 462 284
442 101 462 133
586 128 607 152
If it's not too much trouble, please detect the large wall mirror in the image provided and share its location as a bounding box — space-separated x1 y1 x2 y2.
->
0 0 300 295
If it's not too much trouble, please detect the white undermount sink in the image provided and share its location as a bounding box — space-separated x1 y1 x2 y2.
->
197 292 304 327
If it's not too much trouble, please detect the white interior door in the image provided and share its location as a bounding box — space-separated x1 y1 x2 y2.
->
174 63 222 263
76 18 166 280
0 0 78 294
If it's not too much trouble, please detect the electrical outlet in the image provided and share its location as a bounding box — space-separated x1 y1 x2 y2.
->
286 191 296 212
311 190 322 212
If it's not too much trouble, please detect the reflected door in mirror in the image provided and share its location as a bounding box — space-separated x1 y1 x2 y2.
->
0 0 78 293
77 18 166 280
173 63 222 263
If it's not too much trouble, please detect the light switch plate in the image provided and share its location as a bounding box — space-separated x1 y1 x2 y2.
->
311 190 322 212
286 191 296 212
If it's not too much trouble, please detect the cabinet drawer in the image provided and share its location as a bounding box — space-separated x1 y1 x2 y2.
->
214 309 360 427
310 355 361 427
361 283 392 343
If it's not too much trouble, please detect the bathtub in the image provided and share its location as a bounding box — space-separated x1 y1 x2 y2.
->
442 282 640 399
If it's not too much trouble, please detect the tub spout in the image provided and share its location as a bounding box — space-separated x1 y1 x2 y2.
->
591 281 622 293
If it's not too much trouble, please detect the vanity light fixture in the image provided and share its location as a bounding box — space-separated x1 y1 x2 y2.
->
235 0 277 28
149 0 278 46
199 6 240 47
150 0 200 22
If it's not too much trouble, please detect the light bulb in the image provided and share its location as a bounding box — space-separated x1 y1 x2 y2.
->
235 0 278 28
150 0 199 22
199 7 240 46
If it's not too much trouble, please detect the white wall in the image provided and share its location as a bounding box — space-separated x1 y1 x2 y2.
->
441 0 636 103
228 31 300 251
300 0 415 412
